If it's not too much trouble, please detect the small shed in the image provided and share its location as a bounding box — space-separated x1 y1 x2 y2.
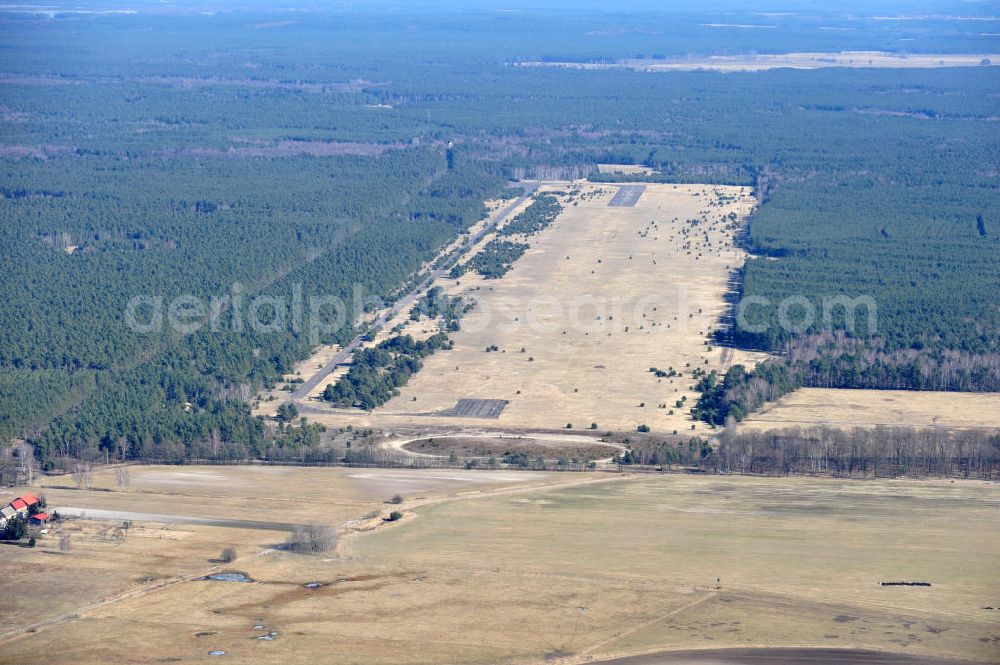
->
29 513 49 526
0 505 14 526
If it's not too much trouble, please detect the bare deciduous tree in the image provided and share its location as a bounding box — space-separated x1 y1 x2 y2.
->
0 445 16 487
59 533 72 552
116 466 130 492
287 525 336 553
307 525 335 552
72 460 93 489
116 436 129 463
19 450 35 486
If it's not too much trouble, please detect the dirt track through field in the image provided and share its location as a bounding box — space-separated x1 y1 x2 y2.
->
55 507 306 531
588 647 984 665
564 591 719 662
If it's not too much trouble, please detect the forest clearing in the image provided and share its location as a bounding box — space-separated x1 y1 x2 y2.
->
289 182 767 433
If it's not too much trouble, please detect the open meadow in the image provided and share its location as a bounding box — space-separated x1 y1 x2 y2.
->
0 465 560 641
742 389 1000 432
1 472 996 664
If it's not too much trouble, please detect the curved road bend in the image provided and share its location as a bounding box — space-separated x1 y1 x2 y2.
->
292 183 539 401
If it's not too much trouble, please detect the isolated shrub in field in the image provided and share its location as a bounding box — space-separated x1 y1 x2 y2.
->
287 525 336 553
637 424 650 433
390 494 404 505
385 511 403 522
220 547 237 563
306 525 335 552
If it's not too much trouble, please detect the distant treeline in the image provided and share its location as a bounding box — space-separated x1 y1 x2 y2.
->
694 340 1000 428
712 426 1000 480
617 426 1000 480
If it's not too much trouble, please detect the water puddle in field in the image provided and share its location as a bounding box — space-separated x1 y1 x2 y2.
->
303 581 325 589
201 572 253 583
255 632 279 641
208 651 226 656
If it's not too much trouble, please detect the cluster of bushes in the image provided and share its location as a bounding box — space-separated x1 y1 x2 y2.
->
497 194 562 237
614 437 713 466
286 525 335 553
450 239 529 279
322 334 451 410
1 516 28 541
409 286 471 332
691 362 800 425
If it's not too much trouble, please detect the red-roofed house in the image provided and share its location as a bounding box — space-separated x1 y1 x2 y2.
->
19 492 40 507
10 498 28 515
29 513 49 526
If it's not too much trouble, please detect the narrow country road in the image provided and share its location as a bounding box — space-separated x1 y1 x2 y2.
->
291 183 538 401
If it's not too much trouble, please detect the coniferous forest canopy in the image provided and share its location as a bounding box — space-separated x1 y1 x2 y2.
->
1 1 998 464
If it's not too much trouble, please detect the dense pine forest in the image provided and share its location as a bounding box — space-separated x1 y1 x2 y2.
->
1 2 998 465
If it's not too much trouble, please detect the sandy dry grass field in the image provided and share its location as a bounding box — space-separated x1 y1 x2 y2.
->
517 52 1000 72
306 182 766 433
743 388 1000 431
3 474 996 664
26 464 551 523
0 515 274 639
0 465 557 641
